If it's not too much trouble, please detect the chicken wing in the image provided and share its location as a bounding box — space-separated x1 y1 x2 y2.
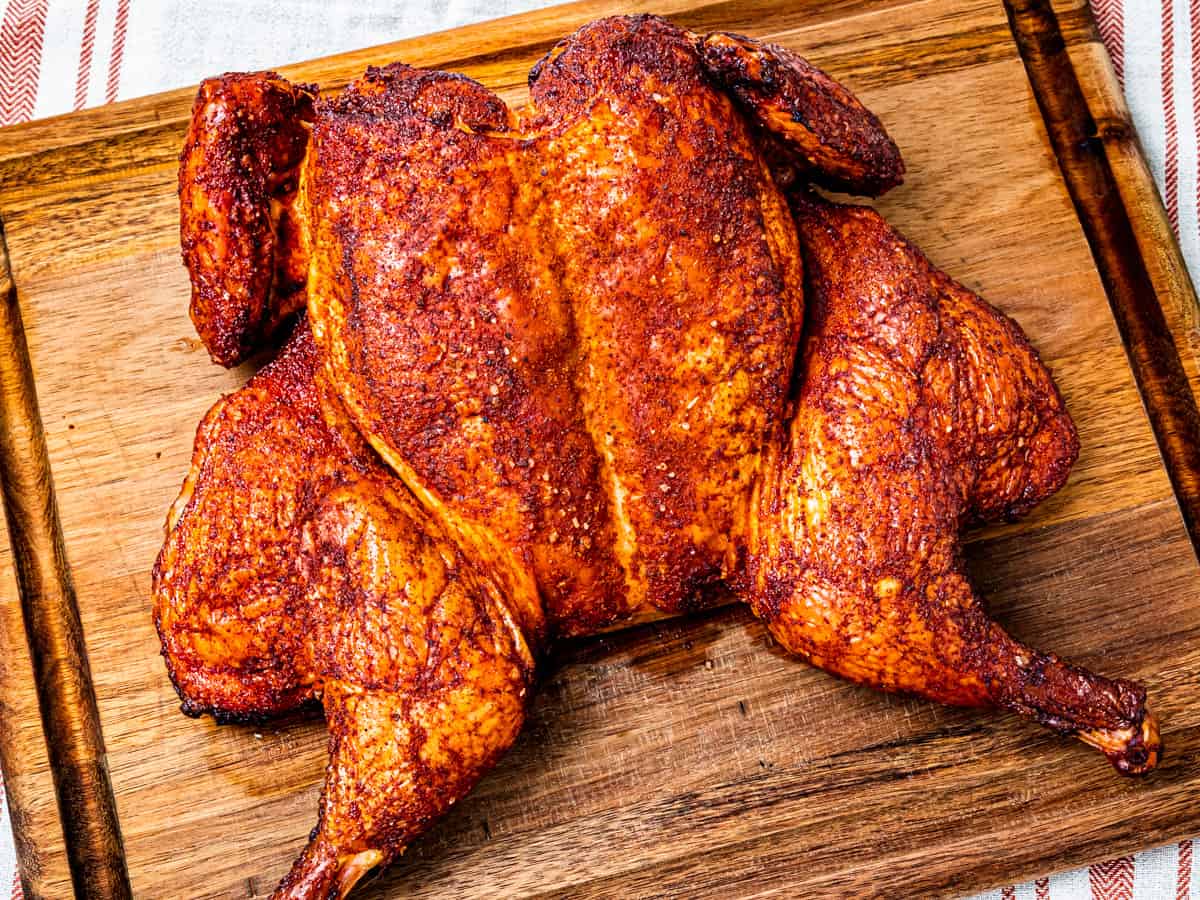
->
275 480 537 898
697 31 904 195
179 73 315 366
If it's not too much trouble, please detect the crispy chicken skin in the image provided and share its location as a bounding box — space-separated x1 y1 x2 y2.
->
304 15 867 626
160 15 1160 899
179 72 315 366
746 193 1157 774
155 324 539 897
277 479 537 898
152 322 371 720
305 63 630 635
697 32 905 195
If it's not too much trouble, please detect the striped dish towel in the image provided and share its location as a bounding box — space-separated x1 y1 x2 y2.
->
0 1 1196 899
1095 0 1200 278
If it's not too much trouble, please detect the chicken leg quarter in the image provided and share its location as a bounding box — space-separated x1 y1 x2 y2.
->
159 14 1161 899
743 192 1158 773
154 323 541 898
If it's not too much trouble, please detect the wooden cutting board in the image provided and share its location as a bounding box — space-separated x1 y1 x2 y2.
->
2 0 1200 896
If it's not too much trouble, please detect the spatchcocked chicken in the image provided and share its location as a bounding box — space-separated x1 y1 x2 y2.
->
155 15 1160 899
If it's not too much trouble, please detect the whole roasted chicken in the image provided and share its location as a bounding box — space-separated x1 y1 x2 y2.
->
154 15 1160 899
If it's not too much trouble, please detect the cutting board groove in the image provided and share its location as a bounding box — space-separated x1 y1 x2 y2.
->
1008 0 1200 549
0 0 1198 897
0 223 129 897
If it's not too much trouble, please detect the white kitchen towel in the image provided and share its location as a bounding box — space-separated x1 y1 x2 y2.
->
0 2 1195 899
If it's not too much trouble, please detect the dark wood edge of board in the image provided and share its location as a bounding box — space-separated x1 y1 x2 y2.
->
0 221 131 897
0 1 1196 897
1006 0 1200 560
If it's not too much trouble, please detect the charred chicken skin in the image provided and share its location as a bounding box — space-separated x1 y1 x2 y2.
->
157 14 1160 899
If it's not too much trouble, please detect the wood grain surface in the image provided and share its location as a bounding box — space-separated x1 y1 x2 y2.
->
0 0 1198 897
0 225 129 899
